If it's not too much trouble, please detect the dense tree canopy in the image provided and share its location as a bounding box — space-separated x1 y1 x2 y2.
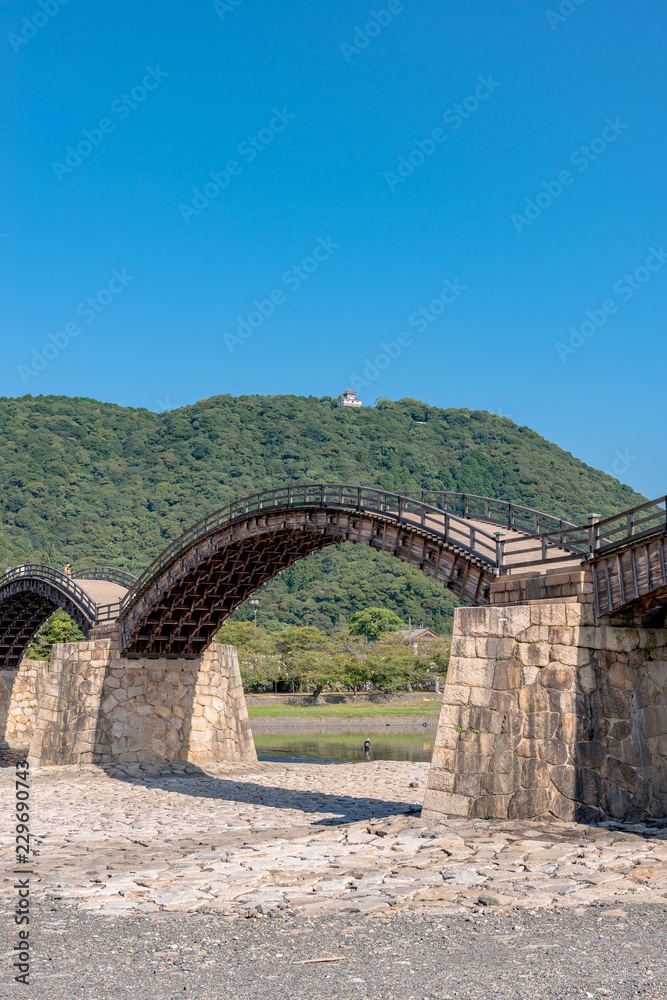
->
349 607 404 641
25 609 84 661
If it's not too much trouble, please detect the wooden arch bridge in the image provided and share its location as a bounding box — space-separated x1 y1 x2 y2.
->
2 484 666 665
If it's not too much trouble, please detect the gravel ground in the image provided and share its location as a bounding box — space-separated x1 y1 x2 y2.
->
1 760 666 996
0 899 665 999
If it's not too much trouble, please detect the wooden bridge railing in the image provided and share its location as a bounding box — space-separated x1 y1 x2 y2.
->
7 491 665 631
400 490 578 536
120 483 505 610
75 566 138 588
489 495 667 572
0 564 100 623
588 497 667 556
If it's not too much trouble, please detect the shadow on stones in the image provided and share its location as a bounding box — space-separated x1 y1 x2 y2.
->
103 764 421 826
0 664 35 764
0 668 16 746
571 651 666 825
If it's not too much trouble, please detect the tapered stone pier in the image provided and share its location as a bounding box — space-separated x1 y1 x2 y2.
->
423 570 667 822
1 641 255 766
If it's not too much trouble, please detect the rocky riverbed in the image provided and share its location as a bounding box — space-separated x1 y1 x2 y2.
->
2 760 666 920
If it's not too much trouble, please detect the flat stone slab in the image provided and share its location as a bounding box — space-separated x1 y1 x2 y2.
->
1 760 666 918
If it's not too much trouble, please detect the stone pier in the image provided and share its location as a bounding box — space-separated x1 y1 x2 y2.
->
0 657 48 749
423 569 667 822
0 640 256 766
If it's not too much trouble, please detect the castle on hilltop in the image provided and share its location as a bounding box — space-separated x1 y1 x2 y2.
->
337 388 363 408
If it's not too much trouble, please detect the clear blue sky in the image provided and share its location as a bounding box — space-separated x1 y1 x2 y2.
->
3 0 665 499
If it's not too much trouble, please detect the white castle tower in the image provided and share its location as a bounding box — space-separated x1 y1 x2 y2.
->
336 388 363 408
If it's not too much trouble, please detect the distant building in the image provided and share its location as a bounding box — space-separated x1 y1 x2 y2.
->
337 388 363 408
399 626 439 650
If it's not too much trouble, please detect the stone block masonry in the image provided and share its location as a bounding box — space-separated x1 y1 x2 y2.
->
25 641 256 766
0 658 48 746
422 601 667 822
489 568 594 606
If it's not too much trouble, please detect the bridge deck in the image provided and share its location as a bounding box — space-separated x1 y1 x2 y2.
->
76 580 129 606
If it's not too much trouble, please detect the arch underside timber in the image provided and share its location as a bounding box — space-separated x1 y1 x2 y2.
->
119 506 496 658
0 580 92 669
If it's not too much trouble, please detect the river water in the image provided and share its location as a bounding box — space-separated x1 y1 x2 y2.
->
254 732 434 764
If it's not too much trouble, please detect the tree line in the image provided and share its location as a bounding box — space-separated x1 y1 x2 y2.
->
216 607 451 696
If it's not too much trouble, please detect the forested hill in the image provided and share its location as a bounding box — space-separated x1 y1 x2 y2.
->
0 393 645 633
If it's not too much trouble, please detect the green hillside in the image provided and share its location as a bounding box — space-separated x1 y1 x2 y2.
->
0 393 645 633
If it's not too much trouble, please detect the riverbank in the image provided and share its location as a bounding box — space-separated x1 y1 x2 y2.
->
251 715 438 733
248 699 441 733
254 731 435 763
245 691 443 706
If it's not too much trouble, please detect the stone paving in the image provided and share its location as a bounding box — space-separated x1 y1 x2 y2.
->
2 760 667 921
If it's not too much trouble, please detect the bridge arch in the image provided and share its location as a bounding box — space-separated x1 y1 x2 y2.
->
0 484 598 664
117 485 512 658
0 566 135 668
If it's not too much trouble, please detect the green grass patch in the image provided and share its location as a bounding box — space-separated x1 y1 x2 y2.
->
247 701 441 719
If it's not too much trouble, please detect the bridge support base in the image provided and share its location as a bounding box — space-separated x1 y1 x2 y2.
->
423 602 667 822
0 658 47 750
26 640 256 766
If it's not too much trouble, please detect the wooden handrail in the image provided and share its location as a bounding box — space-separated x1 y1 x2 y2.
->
120 483 503 610
1 564 99 622
75 566 138 588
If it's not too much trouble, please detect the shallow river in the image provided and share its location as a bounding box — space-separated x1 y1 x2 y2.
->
254 732 435 764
